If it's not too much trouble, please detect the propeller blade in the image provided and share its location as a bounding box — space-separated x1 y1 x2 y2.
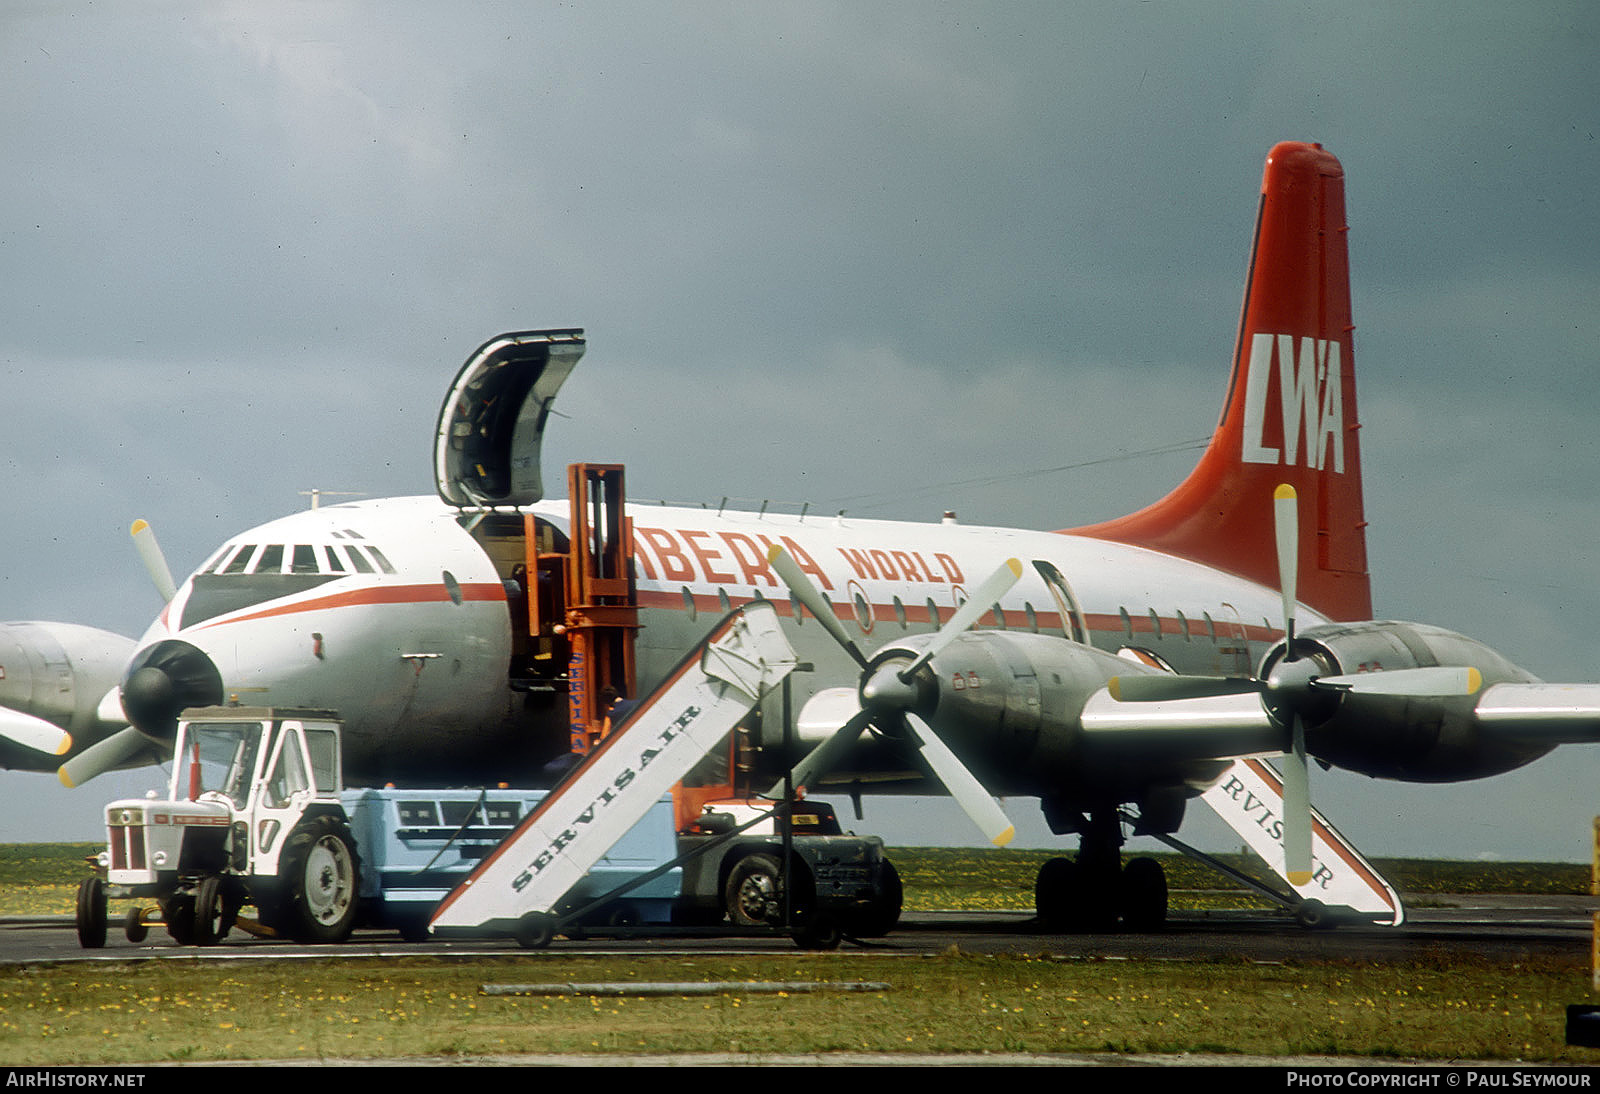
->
59 727 154 789
766 545 868 669
131 520 178 604
1273 484 1298 651
769 708 876 798
1282 715 1313 885
1107 674 1261 703
1313 666 1484 698
903 713 1014 847
899 558 1024 679
0 708 72 756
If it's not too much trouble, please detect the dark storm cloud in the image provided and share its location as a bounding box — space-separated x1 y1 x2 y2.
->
1 2 1596 856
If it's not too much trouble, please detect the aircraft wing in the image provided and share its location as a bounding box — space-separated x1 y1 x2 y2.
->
1077 689 1280 762
1475 683 1600 744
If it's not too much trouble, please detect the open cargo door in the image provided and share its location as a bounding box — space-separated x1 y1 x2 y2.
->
433 329 585 508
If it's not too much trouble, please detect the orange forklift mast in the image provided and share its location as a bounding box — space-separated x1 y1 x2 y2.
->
534 462 746 831
558 463 638 756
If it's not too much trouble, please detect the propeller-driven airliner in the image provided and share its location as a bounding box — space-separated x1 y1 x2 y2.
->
5 141 1597 929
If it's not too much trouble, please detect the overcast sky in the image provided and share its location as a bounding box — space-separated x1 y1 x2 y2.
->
2 2 1597 863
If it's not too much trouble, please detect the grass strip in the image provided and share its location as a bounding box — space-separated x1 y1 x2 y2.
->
0 951 1591 1065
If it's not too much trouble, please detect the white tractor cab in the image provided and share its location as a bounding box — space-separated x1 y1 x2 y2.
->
78 707 357 947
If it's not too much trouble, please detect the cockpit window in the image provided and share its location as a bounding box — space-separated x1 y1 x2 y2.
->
323 546 347 573
344 546 375 573
366 546 397 574
254 545 284 574
291 545 319 574
222 546 257 574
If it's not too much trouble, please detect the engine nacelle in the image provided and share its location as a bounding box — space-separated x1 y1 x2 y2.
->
1272 620 1545 781
848 630 1192 802
0 622 134 765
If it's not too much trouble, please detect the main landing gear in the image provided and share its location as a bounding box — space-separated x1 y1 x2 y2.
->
1034 809 1168 932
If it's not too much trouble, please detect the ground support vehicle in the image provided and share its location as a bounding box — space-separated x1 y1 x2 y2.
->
74 707 682 947
343 786 681 942
427 602 900 949
675 797 901 945
75 703 898 949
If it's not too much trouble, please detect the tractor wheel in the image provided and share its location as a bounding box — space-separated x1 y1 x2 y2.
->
164 893 196 945
276 816 361 943
75 877 107 949
124 906 149 944
194 876 228 946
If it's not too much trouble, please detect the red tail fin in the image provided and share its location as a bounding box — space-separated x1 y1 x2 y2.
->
1070 142 1371 621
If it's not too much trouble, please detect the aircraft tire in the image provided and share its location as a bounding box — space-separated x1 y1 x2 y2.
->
75 877 107 949
193 876 228 946
277 817 361 943
1119 856 1168 932
725 853 784 927
1034 856 1078 929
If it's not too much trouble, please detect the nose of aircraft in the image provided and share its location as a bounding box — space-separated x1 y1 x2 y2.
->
120 639 224 739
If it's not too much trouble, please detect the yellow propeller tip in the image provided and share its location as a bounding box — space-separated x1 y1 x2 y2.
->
991 826 1016 848
1274 484 1297 501
1107 677 1124 701
55 734 73 757
1466 667 1483 693
130 519 149 536
1287 870 1313 886
766 543 785 563
1005 558 1022 577
57 768 76 789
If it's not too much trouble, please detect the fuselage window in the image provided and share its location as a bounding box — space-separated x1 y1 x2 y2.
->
1176 609 1190 642
1025 602 1038 632
1120 607 1132 640
291 545 319 574
892 596 907 629
1148 608 1162 638
1203 612 1217 642
680 586 697 618
367 547 397 575
925 597 940 626
852 590 873 633
992 604 1007 630
717 588 730 613
344 546 375 574
253 545 285 574
222 546 257 575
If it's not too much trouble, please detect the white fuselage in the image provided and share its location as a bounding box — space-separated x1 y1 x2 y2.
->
133 494 1308 793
